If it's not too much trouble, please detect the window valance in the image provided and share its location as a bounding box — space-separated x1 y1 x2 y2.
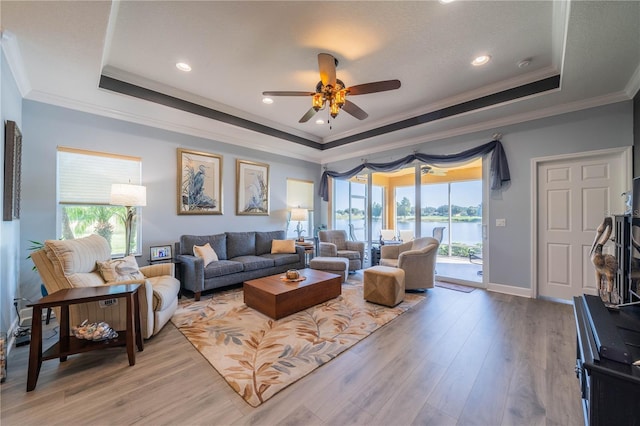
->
319 139 510 201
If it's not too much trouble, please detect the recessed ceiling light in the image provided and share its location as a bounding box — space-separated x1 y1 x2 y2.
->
518 58 532 68
262 97 274 105
175 62 192 72
471 55 491 66
315 119 324 125
439 0 455 3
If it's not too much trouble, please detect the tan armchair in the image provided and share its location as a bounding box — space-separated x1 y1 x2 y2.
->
30 234 180 339
318 230 365 271
379 237 439 290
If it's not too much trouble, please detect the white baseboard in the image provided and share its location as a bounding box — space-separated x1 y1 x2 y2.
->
487 282 533 298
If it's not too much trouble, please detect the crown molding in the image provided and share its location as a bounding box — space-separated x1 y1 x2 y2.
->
320 90 631 165
625 63 640 99
25 89 324 164
323 66 560 144
1 30 32 97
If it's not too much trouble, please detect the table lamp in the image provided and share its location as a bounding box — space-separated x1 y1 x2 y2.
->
290 208 308 242
110 183 147 256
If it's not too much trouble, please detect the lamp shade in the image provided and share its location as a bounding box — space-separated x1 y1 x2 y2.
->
290 208 308 222
110 184 147 207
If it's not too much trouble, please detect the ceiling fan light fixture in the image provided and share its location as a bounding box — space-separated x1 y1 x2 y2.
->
330 100 340 118
334 89 347 107
312 93 324 111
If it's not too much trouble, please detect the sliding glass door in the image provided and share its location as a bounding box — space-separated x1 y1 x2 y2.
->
332 159 484 283
422 178 483 283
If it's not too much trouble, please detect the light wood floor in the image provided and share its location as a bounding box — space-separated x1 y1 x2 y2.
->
1 274 584 425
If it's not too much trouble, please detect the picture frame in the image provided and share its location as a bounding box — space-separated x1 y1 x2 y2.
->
150 245 172 262
236 159 269 215
177 148 223 215
3 121 22 221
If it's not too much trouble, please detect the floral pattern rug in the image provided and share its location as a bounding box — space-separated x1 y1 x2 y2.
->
171 278 425 407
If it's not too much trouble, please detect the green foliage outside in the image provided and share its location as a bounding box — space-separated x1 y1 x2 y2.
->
438 243 483 257
61 205 134 255
336 198 482 223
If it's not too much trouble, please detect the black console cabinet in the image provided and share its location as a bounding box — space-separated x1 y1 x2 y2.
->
614 215 633 305
573 295 640 425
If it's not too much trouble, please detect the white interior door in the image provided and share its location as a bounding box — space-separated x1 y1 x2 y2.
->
537 150 627 300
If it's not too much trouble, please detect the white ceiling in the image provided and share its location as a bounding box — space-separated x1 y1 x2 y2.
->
2 1 639 164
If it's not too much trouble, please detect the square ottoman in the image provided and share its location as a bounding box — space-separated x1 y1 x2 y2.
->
309 257 349 283
364 266 405 307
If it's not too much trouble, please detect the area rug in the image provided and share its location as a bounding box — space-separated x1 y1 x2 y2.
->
171 278 424 407
435 281 476 293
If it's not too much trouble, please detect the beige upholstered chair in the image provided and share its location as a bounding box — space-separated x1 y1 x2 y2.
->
318 230 365 271
31 234 180 339
399 230 414 242
379 237 439 290
380 229 397 242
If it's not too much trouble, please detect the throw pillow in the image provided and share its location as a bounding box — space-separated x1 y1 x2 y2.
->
97 256 145 283
271 239 296 254
193 243 218 266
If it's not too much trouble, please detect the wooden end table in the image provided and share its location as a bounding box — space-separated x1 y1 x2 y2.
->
26 284 143 391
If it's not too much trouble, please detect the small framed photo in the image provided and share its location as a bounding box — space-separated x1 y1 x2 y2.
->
150 245 172 262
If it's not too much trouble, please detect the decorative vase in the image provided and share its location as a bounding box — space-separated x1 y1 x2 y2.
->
286 269 300 280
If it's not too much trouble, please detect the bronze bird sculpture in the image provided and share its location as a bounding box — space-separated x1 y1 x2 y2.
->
590 217 618 300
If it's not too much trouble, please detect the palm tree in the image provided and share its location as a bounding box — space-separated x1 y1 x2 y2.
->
62 205 120 247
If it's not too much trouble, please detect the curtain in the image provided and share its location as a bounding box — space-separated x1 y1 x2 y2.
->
319 139 510 201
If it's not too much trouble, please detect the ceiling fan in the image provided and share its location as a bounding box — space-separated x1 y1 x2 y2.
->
262 53 401 123
421 165 448 176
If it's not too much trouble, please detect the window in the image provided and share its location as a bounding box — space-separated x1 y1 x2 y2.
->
332 176 367 240
57 147 142 256
286 178 314 240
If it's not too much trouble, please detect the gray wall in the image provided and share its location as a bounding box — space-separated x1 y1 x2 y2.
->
323 101 634 290
634 89 640 177
19 100 322 302
1 48 23 335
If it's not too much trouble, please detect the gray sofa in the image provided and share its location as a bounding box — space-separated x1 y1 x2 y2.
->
176 230 305 300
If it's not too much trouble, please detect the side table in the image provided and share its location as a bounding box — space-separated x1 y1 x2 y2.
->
26 284 143 391
296 242 315 267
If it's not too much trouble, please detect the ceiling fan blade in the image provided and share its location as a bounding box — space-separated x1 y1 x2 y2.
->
262 91 315 96
347 79 401 95
318 53 336 87
342 100 368 120
299 108 318 123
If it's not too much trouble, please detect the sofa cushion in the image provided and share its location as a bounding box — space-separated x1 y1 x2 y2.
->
45 234 111 275
181 234 227 260
261 253 300 267
231 255 274 271
255 230 286 255
271 239 295 254
204 260 244 278
226 232 256 259
193 243 218 266
337 250 362 260
97 256 145 282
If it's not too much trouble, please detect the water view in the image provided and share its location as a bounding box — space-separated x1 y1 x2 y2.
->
336 218 482 245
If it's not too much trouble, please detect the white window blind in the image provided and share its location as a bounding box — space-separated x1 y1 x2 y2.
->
58 147 141 204
286 178 314 209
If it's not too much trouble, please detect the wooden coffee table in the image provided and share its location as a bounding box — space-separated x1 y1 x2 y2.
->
243 268 342 319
